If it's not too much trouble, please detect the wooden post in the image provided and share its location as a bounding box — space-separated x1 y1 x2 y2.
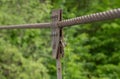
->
56 54 62 79
51 9 63 79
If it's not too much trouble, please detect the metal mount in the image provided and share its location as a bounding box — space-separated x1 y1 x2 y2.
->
51 9 64 59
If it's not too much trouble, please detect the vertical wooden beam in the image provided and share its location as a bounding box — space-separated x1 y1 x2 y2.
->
51 9 62 79
56 54 62 79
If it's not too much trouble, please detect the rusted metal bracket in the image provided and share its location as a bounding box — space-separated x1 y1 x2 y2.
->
51 9 64 59
51 9 64 79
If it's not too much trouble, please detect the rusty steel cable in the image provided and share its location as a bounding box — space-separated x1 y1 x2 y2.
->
59 8 120 27
0 8 120 29
0 23 51 29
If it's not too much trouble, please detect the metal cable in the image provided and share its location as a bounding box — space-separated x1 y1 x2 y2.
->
0 8 120 29
0 23 51 29
58 8 120 27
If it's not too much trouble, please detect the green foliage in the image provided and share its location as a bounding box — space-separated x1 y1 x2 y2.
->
0 38 50 79
0 0 120 79
0 0 51 79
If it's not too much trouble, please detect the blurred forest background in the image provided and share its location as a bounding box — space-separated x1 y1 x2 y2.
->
0 0 120 79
